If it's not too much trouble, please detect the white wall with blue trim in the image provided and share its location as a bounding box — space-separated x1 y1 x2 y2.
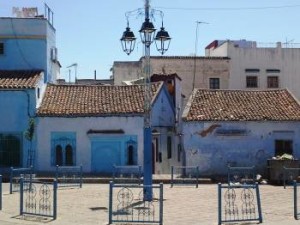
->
36 116 144 173
36 83 178 174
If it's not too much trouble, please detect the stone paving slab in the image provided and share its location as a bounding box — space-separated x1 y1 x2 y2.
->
0 182 300 224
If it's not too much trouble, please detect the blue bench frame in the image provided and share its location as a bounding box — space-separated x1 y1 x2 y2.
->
55 165 83 188
294 181 300 220
10 166 33 194
112 165 143 184
170 166 199 188
227 165 255 185
284 167 300 189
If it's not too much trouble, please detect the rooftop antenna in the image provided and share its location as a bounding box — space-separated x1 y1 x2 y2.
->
192 21 209 91
66 63 78 83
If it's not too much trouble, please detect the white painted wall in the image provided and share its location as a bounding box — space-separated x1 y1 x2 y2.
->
206 41 300 100
36 116 144 173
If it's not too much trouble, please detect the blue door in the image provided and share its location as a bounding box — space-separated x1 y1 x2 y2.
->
91 141 121 173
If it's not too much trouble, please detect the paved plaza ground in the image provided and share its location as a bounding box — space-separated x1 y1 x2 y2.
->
0 179 300 225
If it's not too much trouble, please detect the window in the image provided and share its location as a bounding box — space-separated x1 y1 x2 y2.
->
65 144 73 166
167 136 172 159
275 140 293 156
209 78 220 89
0 134 21 167
126 139 137 165
246 76 258 88
155 138 159 162
127 145 134 165
51 132 76 166
55 145 63 166
267 76 279 88
0 43 4 55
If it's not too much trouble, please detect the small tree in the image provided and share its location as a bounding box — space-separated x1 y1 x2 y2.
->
24 118 35 167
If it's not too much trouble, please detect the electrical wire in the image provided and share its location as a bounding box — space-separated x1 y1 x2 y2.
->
155 4 300 11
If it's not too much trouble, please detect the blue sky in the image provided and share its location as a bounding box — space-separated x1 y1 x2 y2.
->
1 0 300 80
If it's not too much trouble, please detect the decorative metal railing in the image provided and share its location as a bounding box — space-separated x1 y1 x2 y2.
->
294 181 300 220
55 165 83 188
108 181 163 225
0 175 2 210
218 183 263 225
170 166 199 188
113 165 143 184
10 166 33 194
20 178 57 219
284 167 300 189
227 166 255 185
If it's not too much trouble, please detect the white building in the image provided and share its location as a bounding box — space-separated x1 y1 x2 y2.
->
36 82 179 174
205 40 300 100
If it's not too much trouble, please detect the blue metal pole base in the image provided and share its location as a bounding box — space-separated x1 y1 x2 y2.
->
143 127 153 201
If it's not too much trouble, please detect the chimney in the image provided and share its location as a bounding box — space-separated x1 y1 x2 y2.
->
276 42 282 48
94 70 97 80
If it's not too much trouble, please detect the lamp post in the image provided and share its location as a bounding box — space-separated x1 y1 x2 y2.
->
120 0 171 201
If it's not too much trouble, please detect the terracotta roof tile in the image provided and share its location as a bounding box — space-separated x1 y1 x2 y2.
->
183 89 300 121
37 82 163 117
0 70 42 89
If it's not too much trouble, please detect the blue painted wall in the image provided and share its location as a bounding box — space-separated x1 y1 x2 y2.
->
183 121 300 176
90 135 137 174
0 18 57 82
0 89 37 167
151 85 175 127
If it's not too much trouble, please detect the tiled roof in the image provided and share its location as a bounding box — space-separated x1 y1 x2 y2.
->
0 70 42 89
37 82 163 117
183 89 300 121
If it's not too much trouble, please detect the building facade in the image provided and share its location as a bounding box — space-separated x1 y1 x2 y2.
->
36 82 179 174
0 11 60 83
182 89 300 176
0 70 45 170
205 40 300 100
113 56 230 106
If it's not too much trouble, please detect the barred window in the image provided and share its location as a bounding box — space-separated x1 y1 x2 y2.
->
246 76 258 88
209 78 220 89
267 76 279 88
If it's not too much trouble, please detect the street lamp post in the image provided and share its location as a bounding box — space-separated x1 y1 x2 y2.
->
120 0 171 201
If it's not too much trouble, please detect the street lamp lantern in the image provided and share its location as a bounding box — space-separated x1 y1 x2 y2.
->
120 0 171 202
139 18 156 47
155 23 171 55
120 24 136 55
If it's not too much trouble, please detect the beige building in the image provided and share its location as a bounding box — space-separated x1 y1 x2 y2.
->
113 56 230 105
205 40 300 100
